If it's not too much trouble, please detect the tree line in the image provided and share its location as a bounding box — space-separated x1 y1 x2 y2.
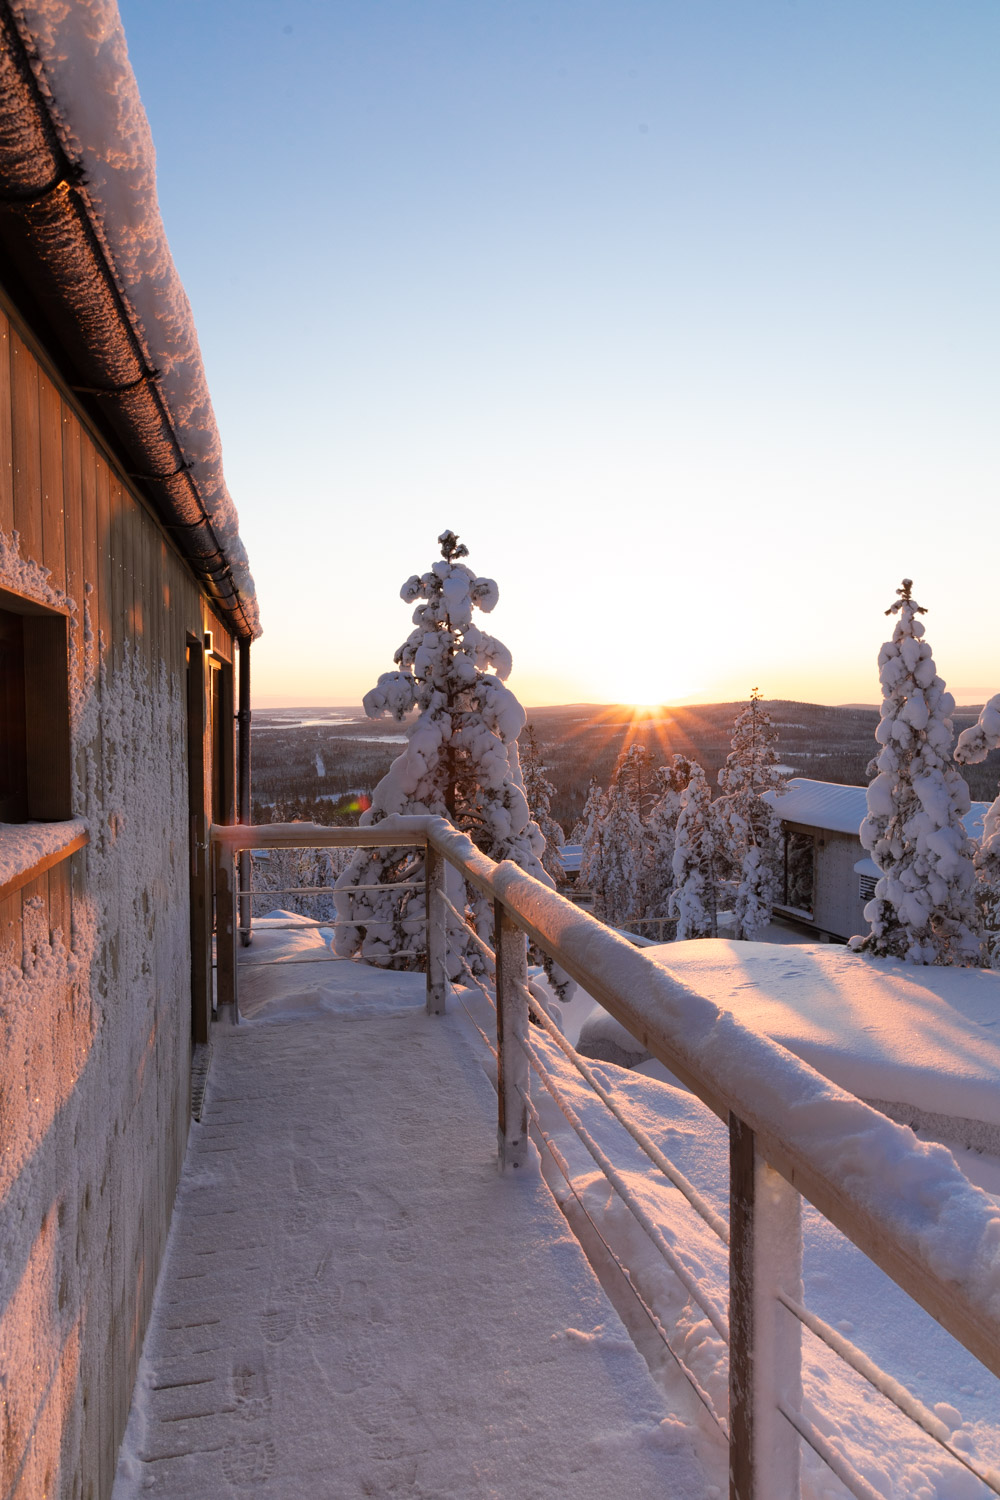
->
567 691 787 941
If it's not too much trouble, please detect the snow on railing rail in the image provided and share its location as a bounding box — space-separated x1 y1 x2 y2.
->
209 818 1000 1500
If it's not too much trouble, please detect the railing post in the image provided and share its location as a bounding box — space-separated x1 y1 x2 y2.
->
213 837 238 1023
238 848 252 947
425 841 448 1016
729 1114 802 1500
494 898 529 1171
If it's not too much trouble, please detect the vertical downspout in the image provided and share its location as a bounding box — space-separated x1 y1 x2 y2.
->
237 636 253 946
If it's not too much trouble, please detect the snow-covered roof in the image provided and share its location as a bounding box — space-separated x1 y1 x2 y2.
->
560 842 582 873
765 778 990 841
0 1 260 638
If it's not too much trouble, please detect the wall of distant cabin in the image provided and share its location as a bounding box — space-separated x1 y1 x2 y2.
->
813 829 868 943
0 293 235 1500
775 820 866 942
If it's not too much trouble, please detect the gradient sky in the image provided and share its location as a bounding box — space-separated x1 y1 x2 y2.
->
116 0 1000 709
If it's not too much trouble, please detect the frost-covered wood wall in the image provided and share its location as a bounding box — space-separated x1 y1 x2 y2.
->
0 293 236 1500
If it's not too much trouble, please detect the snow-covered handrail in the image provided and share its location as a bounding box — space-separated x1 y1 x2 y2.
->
210 817 1000 1498
210 815 437 849
442 848 1000 1361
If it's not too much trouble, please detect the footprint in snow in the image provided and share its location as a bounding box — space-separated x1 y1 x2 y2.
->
221 1435 276 1488
261 1306 296 1345
232 1356 272 1422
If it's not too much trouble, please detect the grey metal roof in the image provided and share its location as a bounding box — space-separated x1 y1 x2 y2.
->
764 778 990 841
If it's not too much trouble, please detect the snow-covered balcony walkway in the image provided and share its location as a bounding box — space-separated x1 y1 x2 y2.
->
111 943 710 1499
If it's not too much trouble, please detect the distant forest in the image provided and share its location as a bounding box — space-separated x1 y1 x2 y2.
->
251 700 1000 833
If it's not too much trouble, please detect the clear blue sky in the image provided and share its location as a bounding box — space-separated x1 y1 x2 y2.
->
118 0 1000 708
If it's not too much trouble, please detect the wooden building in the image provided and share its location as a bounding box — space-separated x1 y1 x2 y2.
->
0 6 259 1497
765 779 989 943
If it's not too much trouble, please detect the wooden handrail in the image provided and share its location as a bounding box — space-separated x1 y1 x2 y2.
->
209 817 432 850
210 816 1000 1496
424 839 1000 1383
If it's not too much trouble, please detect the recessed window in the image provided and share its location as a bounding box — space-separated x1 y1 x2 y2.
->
0 589 71 822
783 831 815 914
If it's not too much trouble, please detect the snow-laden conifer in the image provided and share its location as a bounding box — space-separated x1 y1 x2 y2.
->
851 580 980 965
641 755 694 919
578 779 608 905
955 695 1000 967
612 742 654 821
669 763 720 939
580 745 650 927
592 755 646 926
334 532 549 976
717 689 788 940
519 724 566 883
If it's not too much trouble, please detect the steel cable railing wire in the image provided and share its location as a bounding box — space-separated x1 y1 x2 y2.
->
439 898 729 1342
515 1028 729 1342
518 1082 728 1440
517 979 729 1245
780 1295 1000 1496
779 1405 886 1500
454 956 500 1059
439 891 497 969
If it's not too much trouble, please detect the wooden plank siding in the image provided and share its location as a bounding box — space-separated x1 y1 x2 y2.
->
0 284 241 1500
10 328 42 561
0 311 13 533
38 370 65 593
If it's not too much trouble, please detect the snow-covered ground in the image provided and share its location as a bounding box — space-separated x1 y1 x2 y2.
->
117 917 1000 1497
112 924 711 1499
578 937 1000 1147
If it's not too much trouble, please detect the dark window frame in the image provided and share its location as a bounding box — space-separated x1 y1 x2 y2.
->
0 586 72 823
782 828 816 915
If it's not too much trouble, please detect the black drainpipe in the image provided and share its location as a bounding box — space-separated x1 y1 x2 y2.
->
237 636 252 945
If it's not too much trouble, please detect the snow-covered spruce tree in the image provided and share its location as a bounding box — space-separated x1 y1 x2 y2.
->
334 531 549 976
578 778 608 905
592 750 647 926
640 754 694 920
851 580 980 965
519 723 566 883
955 695 1000 967
613 742 654 821
669 763 720 939
717 689 788 940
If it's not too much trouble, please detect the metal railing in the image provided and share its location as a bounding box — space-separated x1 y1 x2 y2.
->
210 815 1000 1500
